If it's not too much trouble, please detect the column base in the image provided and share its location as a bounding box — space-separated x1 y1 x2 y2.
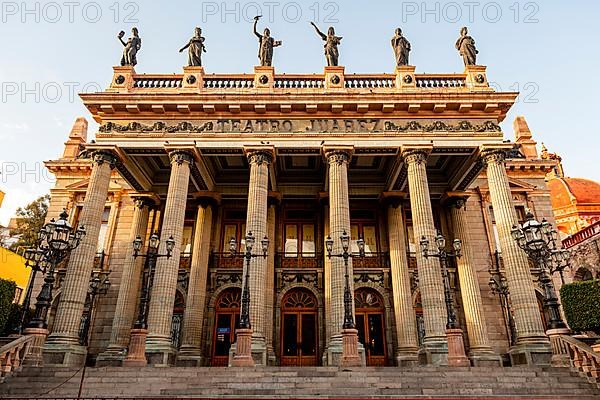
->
228 331 268 366
469 348 504 367
395 349 419 367
547 327 572 367
176 345 204 367
446 328 470 367
418 337 448 366
42 342 87 367
231 328 255 367
123 329 148 367
96 344 127 367
145 334 176 366
22 328 48 367
509 338 552 367
322 334 366 367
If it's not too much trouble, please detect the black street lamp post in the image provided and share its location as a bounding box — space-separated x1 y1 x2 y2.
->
228 231 269 330
420 232 462 329
325 231 366 330
511 211 569 331
488 256 517 346
132 232 175 329
28 209 86 330
16 249 48 334
79 269 111 346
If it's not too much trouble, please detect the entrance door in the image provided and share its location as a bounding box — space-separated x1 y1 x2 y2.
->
211 288 241 366
280 289 318 366
355 288 387 366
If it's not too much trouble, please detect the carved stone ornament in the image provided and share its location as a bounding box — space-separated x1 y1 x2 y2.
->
403 74 413 84
402 149 428 166
481 149 507 166
448 197 467 210
475 74 485 84
354 273 385 287
115 75 126 85
385 120 500 133
186 75 197 84
169 150 194 165
259 75 269 85
325 149 351 165
100 121 215 134
91 150 118 169
330 75 341 85
247 150 274 166
133 197 153 210
281 272 318 288
215 273 243 288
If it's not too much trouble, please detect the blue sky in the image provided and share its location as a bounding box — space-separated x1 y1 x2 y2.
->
0 0 598 225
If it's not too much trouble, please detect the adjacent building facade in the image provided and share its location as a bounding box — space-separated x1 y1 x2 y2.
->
36 64 561 368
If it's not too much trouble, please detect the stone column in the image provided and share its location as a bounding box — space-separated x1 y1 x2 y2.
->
97 198 151 366
177 200 214 366
386 200 419 365
482 148 551 366
44 150 118 367
242 147 274 365
448 196 502 366
146 150 193 366
264 199 277 364
403 148 448 365
323 146 363 366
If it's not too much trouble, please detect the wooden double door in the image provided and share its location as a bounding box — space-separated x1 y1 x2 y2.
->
280 289 319 366
355 288 388 366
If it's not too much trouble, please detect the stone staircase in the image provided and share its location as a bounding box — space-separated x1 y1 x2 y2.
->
1 365 599 399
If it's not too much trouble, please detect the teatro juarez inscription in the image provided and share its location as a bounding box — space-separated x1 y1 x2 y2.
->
99 119 501 134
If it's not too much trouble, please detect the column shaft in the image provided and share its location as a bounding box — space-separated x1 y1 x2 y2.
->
146 150 192 363
102 199 150 358
404 150 447 350
178 203 213 364
325 149 353 340
243 150 273 343
387 204 419 364
483 150 548 346
47 151 117 350
264 203 276 362
449 199 499 363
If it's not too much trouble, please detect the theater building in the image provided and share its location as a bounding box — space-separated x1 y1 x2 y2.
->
38 64 560 368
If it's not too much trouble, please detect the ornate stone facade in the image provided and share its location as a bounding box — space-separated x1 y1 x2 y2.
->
34 65 562 368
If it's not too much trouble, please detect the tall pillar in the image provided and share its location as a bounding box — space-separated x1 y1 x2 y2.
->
447 196 502 366
44 150 118 366
264 197 277 364
97 197 151 366
386 199 419 365
481 148 551 366
242 147 274 365
177 199 215 366
146 150 193 366
322 146 364 366
403 147 448 365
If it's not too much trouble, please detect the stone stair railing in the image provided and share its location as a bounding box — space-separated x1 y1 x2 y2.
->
557 334 600 386
0 335 34 381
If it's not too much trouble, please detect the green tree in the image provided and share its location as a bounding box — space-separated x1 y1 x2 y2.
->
9 194 50 252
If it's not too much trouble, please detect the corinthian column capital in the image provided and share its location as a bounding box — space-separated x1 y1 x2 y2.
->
246 150 274 166
168 150 194 166
91 150 119 169
323 146 353 165
402 149 429 166
481 148 507 166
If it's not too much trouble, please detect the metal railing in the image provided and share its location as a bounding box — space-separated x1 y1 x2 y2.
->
276 253 322 269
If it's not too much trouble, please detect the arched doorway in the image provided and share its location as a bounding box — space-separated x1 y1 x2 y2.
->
211 288 241 366
280 288 318 366
171 290 185 349
355 288 387 366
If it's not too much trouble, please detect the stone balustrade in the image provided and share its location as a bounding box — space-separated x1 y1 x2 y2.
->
556 335 600 386
0 336 34 381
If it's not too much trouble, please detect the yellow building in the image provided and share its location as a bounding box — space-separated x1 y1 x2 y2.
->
0 247 30 304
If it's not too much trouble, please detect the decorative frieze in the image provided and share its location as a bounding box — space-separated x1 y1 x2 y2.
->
98 119 501 135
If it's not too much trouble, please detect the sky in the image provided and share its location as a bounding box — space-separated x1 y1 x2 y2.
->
0 0 598 225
